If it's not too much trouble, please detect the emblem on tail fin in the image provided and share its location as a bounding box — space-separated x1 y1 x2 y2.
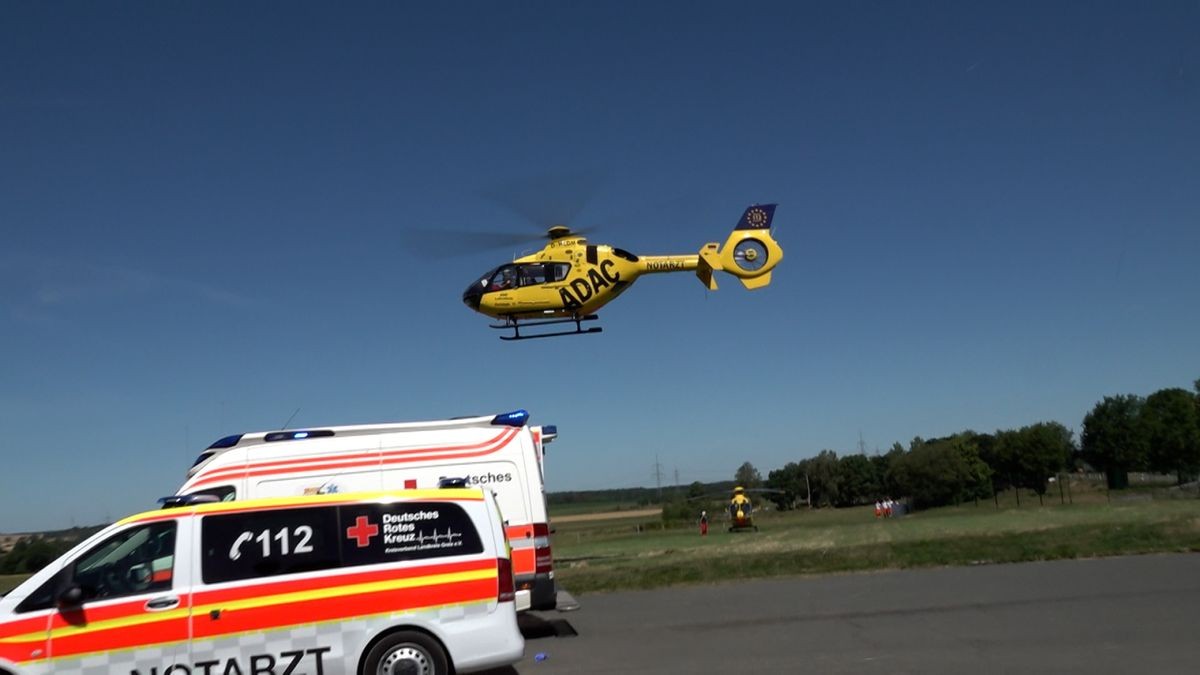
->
736 204 777 230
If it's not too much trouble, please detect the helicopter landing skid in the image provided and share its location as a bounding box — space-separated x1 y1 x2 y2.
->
492 315 602 341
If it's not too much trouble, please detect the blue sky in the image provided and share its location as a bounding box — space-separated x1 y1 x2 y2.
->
2 1 1197 532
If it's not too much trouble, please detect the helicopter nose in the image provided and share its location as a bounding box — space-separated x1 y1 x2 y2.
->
462 284 483 310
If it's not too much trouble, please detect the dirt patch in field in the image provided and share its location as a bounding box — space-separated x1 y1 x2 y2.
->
553 508 662 523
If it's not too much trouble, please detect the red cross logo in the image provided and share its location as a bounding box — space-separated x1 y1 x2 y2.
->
346 516 379 548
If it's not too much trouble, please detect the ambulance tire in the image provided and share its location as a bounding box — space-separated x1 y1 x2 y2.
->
363 629 450 675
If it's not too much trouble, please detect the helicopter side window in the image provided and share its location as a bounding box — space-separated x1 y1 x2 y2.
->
518 264 548 286
549 263 571 282
488 265 517 291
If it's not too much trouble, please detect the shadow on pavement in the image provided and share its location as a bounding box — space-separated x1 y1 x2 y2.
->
518 612 579 639
473 613 579 674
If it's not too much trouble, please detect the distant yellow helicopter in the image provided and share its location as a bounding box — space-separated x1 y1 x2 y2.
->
688 485 780 532
461 204 784 340
728 486 759 532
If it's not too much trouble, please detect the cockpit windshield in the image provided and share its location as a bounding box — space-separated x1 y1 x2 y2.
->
487 265 517 291
465 262 571 297
465 265 501 296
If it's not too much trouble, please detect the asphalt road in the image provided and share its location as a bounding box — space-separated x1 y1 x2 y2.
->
490 554 1200 674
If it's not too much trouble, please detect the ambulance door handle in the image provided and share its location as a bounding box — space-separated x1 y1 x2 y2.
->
145 596 180 612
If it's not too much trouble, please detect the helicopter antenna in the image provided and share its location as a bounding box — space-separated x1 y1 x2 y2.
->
281 407 301 430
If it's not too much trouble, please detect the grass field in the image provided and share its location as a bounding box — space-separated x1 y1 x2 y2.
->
0 574 28 595
547 501 645 517
5 491 1196 599
552 498 1200 594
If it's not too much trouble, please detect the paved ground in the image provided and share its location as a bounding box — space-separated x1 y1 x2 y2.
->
485 554 1200 674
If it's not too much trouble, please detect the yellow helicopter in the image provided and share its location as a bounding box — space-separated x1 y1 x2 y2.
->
686 484 784 533
461 204 784 340
728 486 759 532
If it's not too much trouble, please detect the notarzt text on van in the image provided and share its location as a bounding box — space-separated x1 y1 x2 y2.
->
133 646 330 675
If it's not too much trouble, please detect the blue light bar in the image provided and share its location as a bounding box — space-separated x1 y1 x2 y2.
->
491 409 529 427
158 494 221 509
264 429 335 443
207 434 243 449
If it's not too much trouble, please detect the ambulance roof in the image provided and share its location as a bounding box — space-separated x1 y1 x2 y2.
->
189 410 531 478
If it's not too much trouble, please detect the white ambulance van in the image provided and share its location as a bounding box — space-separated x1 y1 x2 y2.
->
0 489 522 675
175 410 559 612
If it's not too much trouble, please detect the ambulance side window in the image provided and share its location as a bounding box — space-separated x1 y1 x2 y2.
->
202 506 340 584
189 485 236 502
71 522 177 603
201 502 488 584
15 568 68 613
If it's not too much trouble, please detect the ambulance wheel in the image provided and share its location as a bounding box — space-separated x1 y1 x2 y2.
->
365 630 449 675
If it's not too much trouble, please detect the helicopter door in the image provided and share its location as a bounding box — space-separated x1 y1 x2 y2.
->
517 263 570 285
511 263 565 312
517 263 548 287
548 263 570 281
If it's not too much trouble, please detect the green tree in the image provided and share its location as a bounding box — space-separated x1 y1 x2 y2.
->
734 461 762 489
956 434 994 502
0 539 24 574
990 429 1022 495
0 537 68 575
878 443 906 497
837 454 878 506
1141 387 1200 483
1081 395 1148 489
889 434 991 509
1016 422 1074 497
869 454 892 497
765 462 805 510
805 450 842 507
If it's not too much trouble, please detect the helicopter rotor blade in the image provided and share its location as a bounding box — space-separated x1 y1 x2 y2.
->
480 168 609 229
398 170 610 260
399 228 549 259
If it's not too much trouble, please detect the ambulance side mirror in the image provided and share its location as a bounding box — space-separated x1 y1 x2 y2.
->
57 584 84 610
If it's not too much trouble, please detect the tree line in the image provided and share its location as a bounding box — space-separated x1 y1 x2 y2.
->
0 527 104 575
757 379 1200 511
1081 382 1200 489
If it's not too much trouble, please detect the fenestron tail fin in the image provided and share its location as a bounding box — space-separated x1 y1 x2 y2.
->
739 272 772 290
695 204 782 290
735 204 777 230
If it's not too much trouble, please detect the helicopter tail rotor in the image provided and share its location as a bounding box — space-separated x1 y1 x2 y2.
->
694 204 784 290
